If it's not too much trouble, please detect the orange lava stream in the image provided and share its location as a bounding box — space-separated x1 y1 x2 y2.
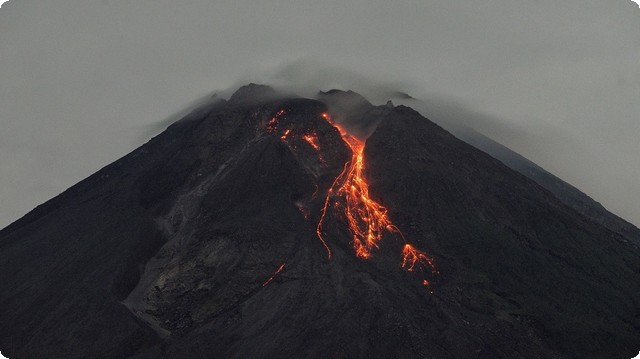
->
401 244 438 290
335 131 401 259
317 113 401 259
316 162 349 259
262 263 286 286
317 113 438 288
401 244 438 274
303 133 321 151
267 109 438 288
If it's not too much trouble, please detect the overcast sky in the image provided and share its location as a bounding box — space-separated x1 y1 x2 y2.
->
1 0 639 228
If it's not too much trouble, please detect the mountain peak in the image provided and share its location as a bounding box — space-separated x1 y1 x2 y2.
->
228 83 277 104
317 89 372 114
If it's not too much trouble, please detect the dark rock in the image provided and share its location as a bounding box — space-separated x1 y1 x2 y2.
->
455 127 640 245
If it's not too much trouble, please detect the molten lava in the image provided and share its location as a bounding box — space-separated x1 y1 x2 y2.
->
266 109 285 133
316 113 402 258
303 133 321 151
401 244 438 274
317 112 438 287
329 127 401 259
262 263 286 286
280 129 291 141
264 109 438 289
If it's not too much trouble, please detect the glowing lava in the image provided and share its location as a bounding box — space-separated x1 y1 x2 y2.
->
401 244 438 275
267 109 286 133
262 263 286 286
328 127 401 259
317 112 438 287
280 129 291 141
264 109 438 289
302 133 321 151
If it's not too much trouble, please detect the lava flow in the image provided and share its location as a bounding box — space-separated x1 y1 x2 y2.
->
317 112 437 287
266 109 437 288
262 263 286 286
317 121 401 259
302 133 321 151
401 244 438 274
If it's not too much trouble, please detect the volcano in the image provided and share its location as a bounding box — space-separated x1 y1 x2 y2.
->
1 84 639 359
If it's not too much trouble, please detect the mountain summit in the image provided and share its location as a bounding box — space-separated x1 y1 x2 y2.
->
1 85 639 358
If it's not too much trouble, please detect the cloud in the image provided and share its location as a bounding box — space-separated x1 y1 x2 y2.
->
0 0 639 228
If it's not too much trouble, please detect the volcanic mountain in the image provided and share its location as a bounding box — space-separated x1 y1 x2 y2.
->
1 84 639 358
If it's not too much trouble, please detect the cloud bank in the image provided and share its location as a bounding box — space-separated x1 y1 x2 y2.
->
0 1 639 227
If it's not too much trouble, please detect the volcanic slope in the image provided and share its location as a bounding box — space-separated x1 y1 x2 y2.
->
453 127 640 244
1 84 639 359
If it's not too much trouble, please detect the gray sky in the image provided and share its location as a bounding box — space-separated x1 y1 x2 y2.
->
1 0 639 228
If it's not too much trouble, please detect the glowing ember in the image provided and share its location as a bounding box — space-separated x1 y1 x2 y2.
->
280 129 291 141
401 244 437 273
267 109 286 133
303 133 321 151
262 263 286 286
316 162 348 259
267 118 278 131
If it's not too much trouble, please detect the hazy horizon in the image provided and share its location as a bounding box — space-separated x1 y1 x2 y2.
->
1 0 639 228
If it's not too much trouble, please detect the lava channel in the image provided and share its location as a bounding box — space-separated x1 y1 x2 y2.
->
317 112 438 287
262 263 286 286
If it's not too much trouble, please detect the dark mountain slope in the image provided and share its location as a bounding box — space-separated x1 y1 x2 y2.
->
453 127 640 245
365 105 640 358
0 91 267 357
391 94 640 245
1 85 639 359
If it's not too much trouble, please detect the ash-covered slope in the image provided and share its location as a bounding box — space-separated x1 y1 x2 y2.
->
1 85 639 359
389 94 640 245
453 127 640 244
